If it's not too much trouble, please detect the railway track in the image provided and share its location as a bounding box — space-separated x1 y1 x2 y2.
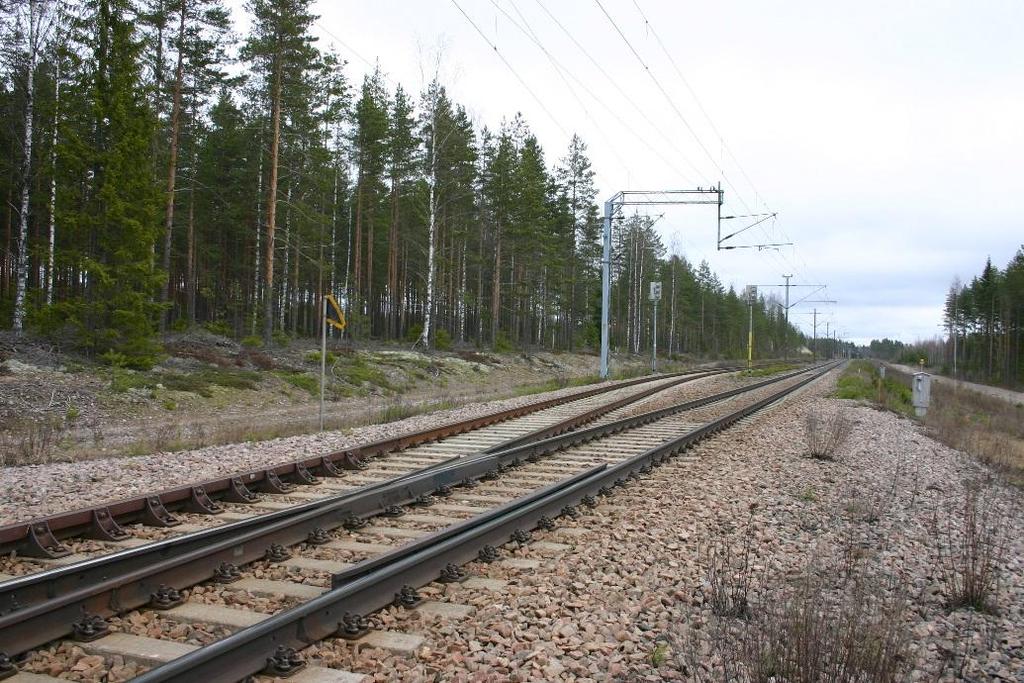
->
0 362 836 682
0 367 728 563
0 366 753 614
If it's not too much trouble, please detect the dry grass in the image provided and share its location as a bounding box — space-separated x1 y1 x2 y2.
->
924 382 1024 485
0 418 66 466
804 406 852 460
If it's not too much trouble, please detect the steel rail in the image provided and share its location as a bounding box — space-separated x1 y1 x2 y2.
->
0 368 715 556
133 362 838 683
0 363 817 655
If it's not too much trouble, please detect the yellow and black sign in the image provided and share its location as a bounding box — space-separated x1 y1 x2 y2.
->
324 294 346 331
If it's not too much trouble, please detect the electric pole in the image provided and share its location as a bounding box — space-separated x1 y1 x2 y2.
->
782 274 792 359
813 309 818 361
600 189 722 379
744 285 756 369
754 278 826 360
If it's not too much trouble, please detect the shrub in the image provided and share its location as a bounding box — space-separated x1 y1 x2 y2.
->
804 407 851 460
272 330 291 347
735 570 908 682
932 481 1007 612
0 418 65 466
305 350 338 365
701 511 755 618
404 324 423 344
434 328 452 351
238 349 274 370
241 335 263 348
494 331 515 353
202 319 232 337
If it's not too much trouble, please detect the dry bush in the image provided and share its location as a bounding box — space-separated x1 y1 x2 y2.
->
166 342 233 367
0 418 65 466
735 569 909 683
237 349 275 370
150 423 183 452
673 559 910 683
804 407 852 460
932 480 1008 612
701 511 756 618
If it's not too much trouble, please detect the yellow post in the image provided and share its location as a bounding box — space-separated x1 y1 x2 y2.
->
747 302 753 370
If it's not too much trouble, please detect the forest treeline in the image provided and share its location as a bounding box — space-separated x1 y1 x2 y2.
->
0 0 805 367
866 248 1024 388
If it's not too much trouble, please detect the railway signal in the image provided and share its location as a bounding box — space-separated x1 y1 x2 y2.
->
649 282 662 371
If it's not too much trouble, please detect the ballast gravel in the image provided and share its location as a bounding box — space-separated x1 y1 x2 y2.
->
301 369 1024 682
0 376 662 525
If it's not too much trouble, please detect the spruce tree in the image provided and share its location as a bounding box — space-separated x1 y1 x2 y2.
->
74 0 162 366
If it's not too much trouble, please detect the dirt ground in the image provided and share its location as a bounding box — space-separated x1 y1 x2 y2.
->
0 329 690 462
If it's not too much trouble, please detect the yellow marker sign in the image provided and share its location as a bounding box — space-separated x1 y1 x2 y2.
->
324 294 346 331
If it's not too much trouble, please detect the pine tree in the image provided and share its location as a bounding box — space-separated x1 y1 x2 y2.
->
385 84 416 339
350 68 387 336
242 0 319 344
555 134 598 348
157 0 230 329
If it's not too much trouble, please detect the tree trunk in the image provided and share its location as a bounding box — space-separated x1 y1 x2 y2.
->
386 177 399 338
186 156 196 324
12 0 38 332
262 59 282 344
158 0 186 331
418 116 439 349
46 57 59 306
252 132 263 335
280 181 291 331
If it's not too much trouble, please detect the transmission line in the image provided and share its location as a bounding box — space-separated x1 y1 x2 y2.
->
450 0 569 137
534 0 709 184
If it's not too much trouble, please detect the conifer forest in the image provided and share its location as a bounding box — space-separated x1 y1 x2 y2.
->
0 0 804 367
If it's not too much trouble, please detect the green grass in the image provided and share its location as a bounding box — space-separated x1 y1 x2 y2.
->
377 396 460 424
650 643 670 666
834 360 913 415
335 357 393 391
110 367 261 397
275 371 320 396
512 374 601 397
743 363 797 377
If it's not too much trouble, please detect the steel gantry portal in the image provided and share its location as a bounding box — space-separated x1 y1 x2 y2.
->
600 188 723 379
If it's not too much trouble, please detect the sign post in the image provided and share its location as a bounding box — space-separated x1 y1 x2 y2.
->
649 281 662 372
320 294 346 431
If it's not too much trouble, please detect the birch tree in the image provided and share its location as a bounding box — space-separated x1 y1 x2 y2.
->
9 0 58 331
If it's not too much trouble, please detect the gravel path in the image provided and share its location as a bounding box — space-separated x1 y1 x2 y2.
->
889 362 1024 405
302 369 1024 681
0 376 673 524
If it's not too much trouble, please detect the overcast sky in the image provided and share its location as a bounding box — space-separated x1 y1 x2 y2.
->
246 0 1024 345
